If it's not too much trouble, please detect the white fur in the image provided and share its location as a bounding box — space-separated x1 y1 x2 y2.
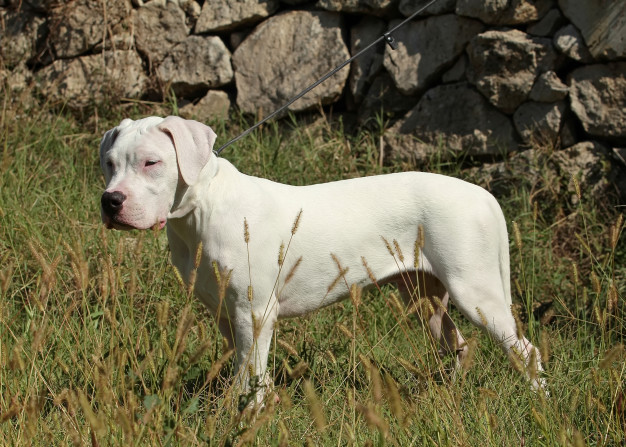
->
100 116 545 399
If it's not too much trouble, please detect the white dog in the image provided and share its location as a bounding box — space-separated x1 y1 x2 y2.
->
100 116 544 401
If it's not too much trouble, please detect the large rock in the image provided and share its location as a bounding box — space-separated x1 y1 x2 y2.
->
467 29 558 114
315 0 397 15
554 141 626 204
383 14 484 95
0 8 47 68
232 11 350 115
568 63 626 144
456 0 552 25
384 82 518 164
513 101 566 146
48 0 132 58
195 0 279 33
558 0 626 60
157 36 233 98
134 1 189 64
349 16 386 105
37 50 147 107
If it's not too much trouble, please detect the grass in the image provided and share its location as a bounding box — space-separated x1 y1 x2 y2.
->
0 93 624 446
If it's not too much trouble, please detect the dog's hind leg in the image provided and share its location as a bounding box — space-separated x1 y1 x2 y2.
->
444 279 546 390
398 273 468 367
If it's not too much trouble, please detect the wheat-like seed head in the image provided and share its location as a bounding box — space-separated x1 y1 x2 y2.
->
608 281 618 314
277 242 285 266
284 256 302 285
361 256 377 284
336 322 354 340
349 283 362 309
610 214 623 250
571 175 581 200
303 379 326 431
393 239 404 263
599 344 624 370
381 236 394 258
243 218 250 243
384 374 404 424
512 221 522 251
291 209 303 235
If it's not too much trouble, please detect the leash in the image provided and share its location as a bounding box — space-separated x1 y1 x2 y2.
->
214 0 443 156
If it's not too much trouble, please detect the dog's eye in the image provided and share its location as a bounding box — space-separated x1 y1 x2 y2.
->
145 160 159 167
106 160 113 169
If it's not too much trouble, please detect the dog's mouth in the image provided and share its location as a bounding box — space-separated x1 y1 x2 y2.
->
102 214 166 231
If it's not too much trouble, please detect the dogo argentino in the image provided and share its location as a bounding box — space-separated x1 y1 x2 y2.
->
99 116 545 401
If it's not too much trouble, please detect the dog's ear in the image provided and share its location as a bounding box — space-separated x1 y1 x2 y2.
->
158 116 216 186
99 118 133 171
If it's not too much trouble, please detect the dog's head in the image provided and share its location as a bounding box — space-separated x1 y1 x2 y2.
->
99 116 217 230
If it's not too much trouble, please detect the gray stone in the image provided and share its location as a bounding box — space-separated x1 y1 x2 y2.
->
48 0 132 58
232 11 350 114
513 101 566 146
158 36 233 98
456 0 552 25
383 14 484 95
0 8 47 68
467 29 557 114
195 0 279 33
37 50 147 108
349 16 386 105
315 0 397 15
527 8 565 37
554 24 593 63
554 141 626 204
384 82 518 164
179 90 231 121
399 0 455 17
568 63 626 144
134 1 189 64
558 0 626 60
529 71 568 103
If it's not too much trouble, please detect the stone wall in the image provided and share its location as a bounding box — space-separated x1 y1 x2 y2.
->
1 0 625 188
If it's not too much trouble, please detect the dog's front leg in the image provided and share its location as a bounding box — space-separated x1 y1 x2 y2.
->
231 303 278 408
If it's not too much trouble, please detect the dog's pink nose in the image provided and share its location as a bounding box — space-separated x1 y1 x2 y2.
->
101 191 126 216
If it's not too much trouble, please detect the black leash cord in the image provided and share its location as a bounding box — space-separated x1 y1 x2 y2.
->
214 0 442 156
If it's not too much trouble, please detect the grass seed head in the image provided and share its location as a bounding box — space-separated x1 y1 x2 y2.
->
350 283 362 309
384 374 404 424
277 339 299 358
599 344 624 370
291 209 302 235
512 221 522 251
278 242 285 266
243 218 250 243
336 322 354 340
381 236 394 258
284 256 302 284
610 214 623 249
356 402 389 437
303 380 326 431
393 239 404 263
361 256 377 284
